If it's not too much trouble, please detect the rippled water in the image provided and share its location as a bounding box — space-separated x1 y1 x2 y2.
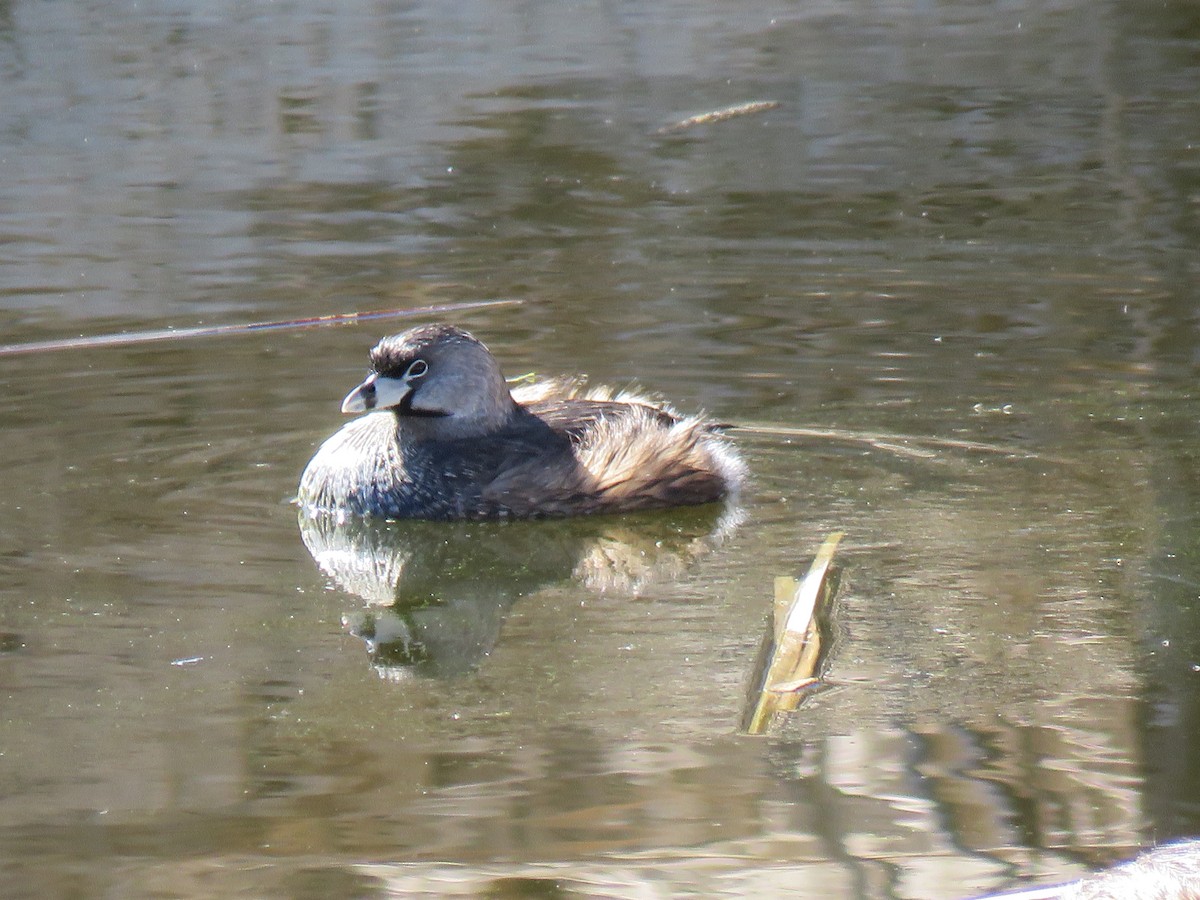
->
2 1 1199 897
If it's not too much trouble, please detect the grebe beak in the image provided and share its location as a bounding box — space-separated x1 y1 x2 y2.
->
341 374 412 414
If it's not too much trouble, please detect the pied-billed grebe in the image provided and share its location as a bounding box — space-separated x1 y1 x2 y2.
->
297 324 745 521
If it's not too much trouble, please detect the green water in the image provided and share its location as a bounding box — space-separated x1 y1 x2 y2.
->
1 2 1198 896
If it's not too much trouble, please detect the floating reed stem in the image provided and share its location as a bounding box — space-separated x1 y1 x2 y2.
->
743 531 843 735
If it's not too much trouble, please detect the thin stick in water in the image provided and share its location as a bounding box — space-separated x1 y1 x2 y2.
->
656 100 780 135
0 298 522 358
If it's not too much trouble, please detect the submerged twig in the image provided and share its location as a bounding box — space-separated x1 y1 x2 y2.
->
738 422 1058 463
656 100 780 135
0 298 522 358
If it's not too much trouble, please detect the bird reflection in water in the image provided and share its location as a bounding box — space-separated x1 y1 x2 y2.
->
297 505 743 681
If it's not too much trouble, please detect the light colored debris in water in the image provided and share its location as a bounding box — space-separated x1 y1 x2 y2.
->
743 531 843 735
656 100 780 135
966 838 1200 900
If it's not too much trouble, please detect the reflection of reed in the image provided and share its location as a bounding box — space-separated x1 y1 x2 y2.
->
226 708 1158 896
912 703 1147 864
298 506 738 678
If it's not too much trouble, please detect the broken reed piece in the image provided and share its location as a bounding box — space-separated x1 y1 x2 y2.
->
655 100 780 135
743 531 844 735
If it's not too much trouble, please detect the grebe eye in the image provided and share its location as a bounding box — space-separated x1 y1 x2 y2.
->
407 359 428 379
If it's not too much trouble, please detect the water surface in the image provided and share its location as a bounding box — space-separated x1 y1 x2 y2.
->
2 1 1199 897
